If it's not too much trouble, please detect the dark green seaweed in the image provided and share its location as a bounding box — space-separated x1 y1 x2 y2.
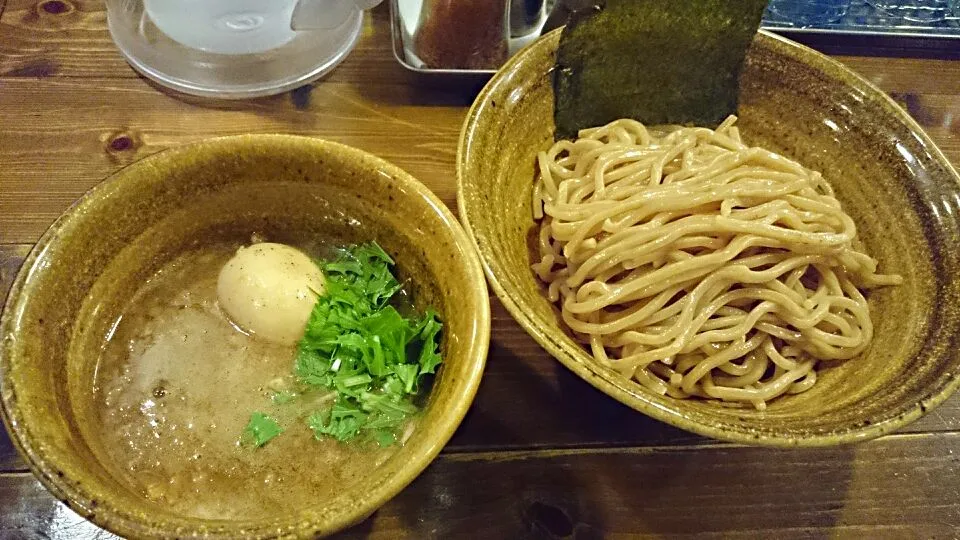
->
553 0 769 140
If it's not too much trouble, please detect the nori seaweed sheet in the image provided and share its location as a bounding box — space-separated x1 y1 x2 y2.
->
553 0 768 140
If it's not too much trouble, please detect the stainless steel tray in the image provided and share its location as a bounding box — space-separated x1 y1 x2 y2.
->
390 0 960 81
765 0 960 39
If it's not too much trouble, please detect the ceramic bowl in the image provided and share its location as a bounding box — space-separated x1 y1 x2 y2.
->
0 135 490 538
457 28 960 447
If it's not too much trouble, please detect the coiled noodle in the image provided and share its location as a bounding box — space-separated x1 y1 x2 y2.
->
532 116 901 410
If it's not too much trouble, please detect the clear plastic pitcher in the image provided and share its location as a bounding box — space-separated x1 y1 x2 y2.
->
107 0 382 99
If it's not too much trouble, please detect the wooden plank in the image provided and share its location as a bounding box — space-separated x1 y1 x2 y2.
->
0 77 467 244
887 92 960 148
0 77 958 244
837 56 960 95
3 432 960 538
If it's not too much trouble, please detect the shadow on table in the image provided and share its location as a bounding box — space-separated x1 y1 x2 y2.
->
134 69 480 113
446 329 705 451
0 424 27 472
352 74 485 108
340 434 857 538
782 33 960 61
341 436 856 538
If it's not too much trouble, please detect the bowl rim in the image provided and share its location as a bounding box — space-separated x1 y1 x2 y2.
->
0 134 491 538
456 27 960 448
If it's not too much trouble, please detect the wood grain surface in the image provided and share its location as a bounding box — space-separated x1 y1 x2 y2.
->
4 433 960 539
2 1 960 538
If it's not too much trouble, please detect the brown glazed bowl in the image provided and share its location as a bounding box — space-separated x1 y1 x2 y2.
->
0 136 490 538
457 28 960 447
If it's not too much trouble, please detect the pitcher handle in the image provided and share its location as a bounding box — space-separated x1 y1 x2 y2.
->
291 0 383 31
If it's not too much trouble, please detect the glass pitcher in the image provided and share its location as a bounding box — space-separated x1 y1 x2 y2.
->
106 0 382 99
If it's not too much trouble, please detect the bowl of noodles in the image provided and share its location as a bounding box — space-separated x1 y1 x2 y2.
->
457 28 960 446
0 135 490 538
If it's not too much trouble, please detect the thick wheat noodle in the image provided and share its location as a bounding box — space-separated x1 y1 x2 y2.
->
532 116 902 410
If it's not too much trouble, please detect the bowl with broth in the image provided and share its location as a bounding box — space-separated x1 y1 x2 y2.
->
457 28 960 447
0 135 490 538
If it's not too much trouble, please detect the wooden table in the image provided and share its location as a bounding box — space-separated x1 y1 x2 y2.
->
1 2 959 538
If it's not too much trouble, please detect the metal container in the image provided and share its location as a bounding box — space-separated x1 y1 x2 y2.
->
390 0 551 80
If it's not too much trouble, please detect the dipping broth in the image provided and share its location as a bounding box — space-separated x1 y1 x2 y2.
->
93 244 407 520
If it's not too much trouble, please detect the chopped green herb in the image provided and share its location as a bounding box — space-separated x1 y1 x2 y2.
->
244 412 283 447
373 430 398 447
308 404 366 442
414 309 443 379
260 242 443 448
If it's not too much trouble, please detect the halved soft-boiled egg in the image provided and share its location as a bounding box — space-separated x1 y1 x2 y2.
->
217 243 325 345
